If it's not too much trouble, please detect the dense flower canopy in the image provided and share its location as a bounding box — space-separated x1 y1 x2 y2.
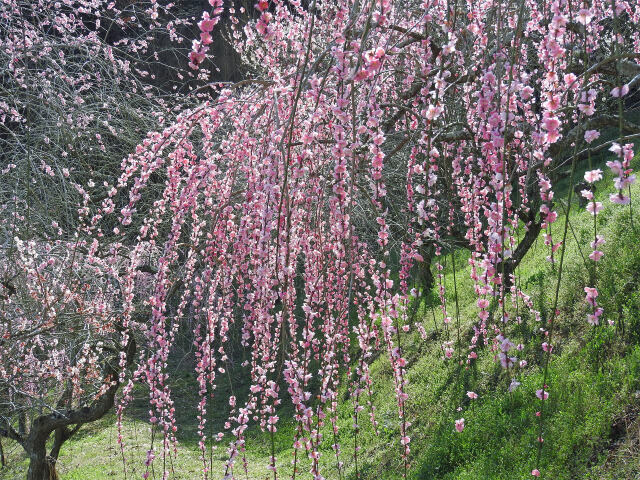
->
103 0 639 477
1 0 639 479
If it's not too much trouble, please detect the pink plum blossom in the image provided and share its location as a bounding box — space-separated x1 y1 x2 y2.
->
584 169 602 183
584 130 600 143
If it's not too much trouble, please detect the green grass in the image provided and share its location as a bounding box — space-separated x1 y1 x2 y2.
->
2 152 640 480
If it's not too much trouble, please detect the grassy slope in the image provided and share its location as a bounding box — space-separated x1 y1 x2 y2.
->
355 150 640 480
2 152 640 480
348 151 640 480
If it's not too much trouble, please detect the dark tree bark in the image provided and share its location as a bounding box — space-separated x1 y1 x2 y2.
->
496 216 542 289
25 440 58 480
24 424 81 479
0 436 5 468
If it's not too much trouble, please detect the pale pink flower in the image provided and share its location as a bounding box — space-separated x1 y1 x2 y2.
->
584 287 599 306
563 73 578 89
455 418 465 432
579 103 595 116
426 104 443 121
586 201 603 215
542 115 560 131
606 160 623 176
611 84 630 97
584 130 600 143
614 174 636 190
499 353 517 369
584 169 602 183
477 298 490 309
609 144 623 157
584 286 598 299
521 86 534 100
610 193 630 205
500 337 515 352
589 250 604 262
198 13 216 33
581 189 594 200
590 235 605 249
576 8 593 25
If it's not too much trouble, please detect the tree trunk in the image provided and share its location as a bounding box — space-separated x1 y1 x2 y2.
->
26 445 58 480
496 212 543 289
20 335 136 480
19 412 27 436
0 436 5 467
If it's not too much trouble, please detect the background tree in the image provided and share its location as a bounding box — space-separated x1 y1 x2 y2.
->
0 237 139 479
0 1 197 478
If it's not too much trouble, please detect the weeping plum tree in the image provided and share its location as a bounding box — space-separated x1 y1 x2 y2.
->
2 0 640 478
103 0 639 478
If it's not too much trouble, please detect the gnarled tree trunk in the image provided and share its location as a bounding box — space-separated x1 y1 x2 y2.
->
26 448 58 480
